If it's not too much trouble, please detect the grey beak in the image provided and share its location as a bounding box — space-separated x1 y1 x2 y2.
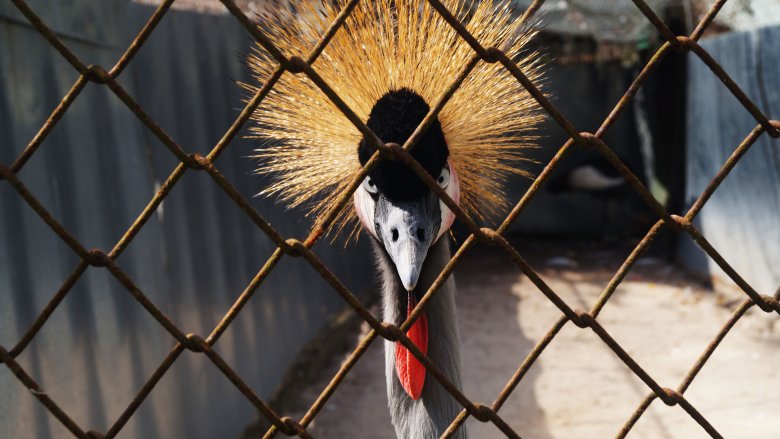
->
374 194 441 291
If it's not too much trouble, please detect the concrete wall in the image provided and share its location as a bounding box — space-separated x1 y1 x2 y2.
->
678 26 780 295
0 2 373 438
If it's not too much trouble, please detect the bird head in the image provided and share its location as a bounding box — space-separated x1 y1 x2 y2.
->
353 89 459 291
246 0 545 278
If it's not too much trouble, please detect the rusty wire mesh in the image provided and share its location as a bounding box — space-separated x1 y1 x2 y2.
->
1 0 779 438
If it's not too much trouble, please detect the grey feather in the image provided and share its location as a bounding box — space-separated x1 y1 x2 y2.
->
373 238 467 439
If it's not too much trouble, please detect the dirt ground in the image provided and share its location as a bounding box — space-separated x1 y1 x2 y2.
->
277 239 780 439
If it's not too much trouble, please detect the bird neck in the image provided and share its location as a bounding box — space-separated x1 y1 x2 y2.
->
372 237 467 438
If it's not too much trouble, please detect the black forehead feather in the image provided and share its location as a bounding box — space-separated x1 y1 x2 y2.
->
357 88 448 201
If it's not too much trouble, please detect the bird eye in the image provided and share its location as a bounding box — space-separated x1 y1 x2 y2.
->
362 176 378 194
437 166 450 189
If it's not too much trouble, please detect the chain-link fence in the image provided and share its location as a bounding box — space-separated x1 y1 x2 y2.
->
1 0 779 438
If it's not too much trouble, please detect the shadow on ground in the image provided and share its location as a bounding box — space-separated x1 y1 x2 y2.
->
244 237 780 439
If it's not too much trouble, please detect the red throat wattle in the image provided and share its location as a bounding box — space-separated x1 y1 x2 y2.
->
395 292 428 400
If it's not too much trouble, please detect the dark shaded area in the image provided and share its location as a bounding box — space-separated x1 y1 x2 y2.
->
462 28 688 245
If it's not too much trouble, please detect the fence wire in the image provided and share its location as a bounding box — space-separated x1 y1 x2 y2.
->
1 0 779 438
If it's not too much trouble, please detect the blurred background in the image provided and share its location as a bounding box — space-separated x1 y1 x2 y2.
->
1 1 779 438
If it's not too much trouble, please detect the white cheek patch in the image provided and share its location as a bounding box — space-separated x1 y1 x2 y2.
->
353 188 376 237
435 159 460 242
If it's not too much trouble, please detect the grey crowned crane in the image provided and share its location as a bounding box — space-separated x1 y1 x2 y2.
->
245 1 545 437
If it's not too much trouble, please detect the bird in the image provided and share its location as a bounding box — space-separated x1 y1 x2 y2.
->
547 153 650 235
244 1 544 437
547 155 631 196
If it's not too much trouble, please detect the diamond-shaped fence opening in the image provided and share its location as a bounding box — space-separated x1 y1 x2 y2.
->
1 0 779 438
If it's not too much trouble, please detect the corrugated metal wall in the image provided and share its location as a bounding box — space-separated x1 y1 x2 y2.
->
679 25 780 294
0 2 373 438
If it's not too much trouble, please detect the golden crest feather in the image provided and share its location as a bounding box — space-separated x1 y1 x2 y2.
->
245 0 545 240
